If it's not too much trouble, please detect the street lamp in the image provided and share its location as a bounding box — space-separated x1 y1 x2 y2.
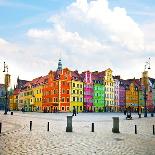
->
3 62 10 115
143 58 151 117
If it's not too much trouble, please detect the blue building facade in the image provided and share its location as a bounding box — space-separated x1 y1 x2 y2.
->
0 84 5 110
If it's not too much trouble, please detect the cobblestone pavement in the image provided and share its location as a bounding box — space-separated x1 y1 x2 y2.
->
0 111 155 155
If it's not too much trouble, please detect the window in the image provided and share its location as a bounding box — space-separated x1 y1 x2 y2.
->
73 90 75 94
73 83 75 87
67 90 69 94
77 84 79 88
77 90 79 94
80 84 82 88
80 98 83 102
67 98 70 102
62 89 65 94
80 91 82 94
77 97 79 102
80 106 82 110
73 97 75 101
67 107 69 110
62 107 64 110
62 98 65 102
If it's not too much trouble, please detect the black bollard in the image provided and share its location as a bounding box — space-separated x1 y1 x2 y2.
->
153 125 155 135
0 123 1 134
47 122 49 131
30 121 32 131
112 117 120 133
92 123 94 132
135 125 137 134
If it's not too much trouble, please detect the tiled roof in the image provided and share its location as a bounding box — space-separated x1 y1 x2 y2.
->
0 84 5 89
71 70 83 81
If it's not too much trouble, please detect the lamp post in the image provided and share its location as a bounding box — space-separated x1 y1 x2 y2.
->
143 58 151 117
3 62 10 115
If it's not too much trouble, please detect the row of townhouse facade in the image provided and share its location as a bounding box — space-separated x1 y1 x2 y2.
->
3 60 155 113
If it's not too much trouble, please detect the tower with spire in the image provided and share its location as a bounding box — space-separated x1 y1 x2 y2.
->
57 58 62 71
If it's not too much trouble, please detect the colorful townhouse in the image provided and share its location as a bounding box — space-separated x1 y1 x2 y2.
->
125 79 139 112
9 88 20 111
102 68 115 112
118 80 126 112
42 71 59 112
0 84 5 110
15 77 30 111
31 76 48 112
18 90 24 111
81 71 93 112
113 76 120 112
150 78 155 111
59 68 72 112
71 70 84 112
22 82 33 112
43 60 72 112
92 72 105 112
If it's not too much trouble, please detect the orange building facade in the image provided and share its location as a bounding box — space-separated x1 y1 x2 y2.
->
42 68 71 112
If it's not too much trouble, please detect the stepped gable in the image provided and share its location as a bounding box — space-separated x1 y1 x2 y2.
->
123 78 140 90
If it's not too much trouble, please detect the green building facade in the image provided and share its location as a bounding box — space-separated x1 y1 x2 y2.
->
93 80 105 112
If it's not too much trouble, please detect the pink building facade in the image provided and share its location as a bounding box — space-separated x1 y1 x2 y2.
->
81 71 93 112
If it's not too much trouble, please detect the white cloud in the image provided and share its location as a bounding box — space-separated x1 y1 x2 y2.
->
0 0 154 87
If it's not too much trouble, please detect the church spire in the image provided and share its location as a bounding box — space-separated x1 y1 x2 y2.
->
57 58 62 71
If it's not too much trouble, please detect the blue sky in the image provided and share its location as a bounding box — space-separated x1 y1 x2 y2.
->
0 0 155 86
0 0 154 40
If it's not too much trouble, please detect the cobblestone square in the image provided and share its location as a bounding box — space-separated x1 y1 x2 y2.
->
0 111 155 155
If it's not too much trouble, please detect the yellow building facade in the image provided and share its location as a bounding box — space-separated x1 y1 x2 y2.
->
32 85 43 112
22 85 33 112
71 80 84 112
126 82 139 110
9 90 19 111
104 68 115 111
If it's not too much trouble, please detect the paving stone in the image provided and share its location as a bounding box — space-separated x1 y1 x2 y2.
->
0 111 155 155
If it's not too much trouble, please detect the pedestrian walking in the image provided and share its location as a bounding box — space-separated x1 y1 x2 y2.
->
72 106 76 116
124 109 126 115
